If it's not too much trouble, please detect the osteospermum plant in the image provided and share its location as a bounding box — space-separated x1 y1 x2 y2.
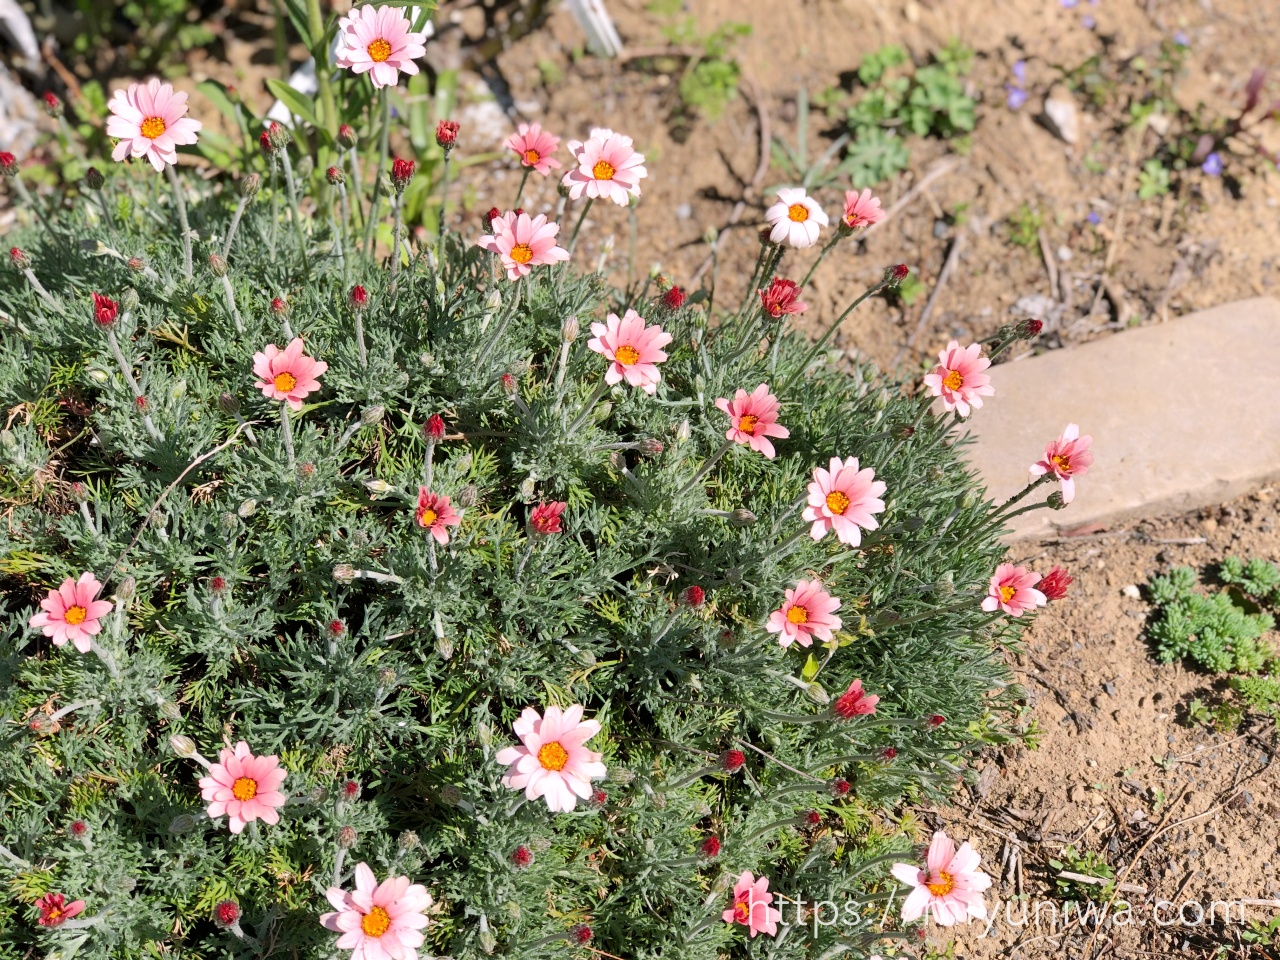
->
1 21 1088 957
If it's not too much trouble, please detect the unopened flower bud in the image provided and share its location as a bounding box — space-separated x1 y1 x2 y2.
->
127 255 146 273
608 451 625 472
337 124 358 150
639 438 664 456
9 247 29 270
117 576 136 601
722 749 746 773
169 814 196 834
159 700 182 722
337 825 358 849
333 564 356 583
398 830 420 850
28 713 54 735
676 420 691 443
0 152 17 177
1047 491 1067 510
350 285 369 309
886 263 910 283
458 484 478 508
238 498 257 517
391 157 415 192
266 121 291 150
560 316 580 342
213 900 241 929
569 924 592 946
425 413 445 441
43 91 63 117
208 254 227 277
1016 318 1044 339
84 167 105 191
122 288 139 312
169 734 197 758
326 165 346 186
682 585 705 608
829 777 851 797
240 173 260 199
926 713 946 729
69 819 88 837
730 508 757 526
440 784 463 807
365 479 393 496
500 372 517 396
435 119 459 152
436 635 454 660
361 405 385 427
893 424 916 440
215 389 238 413
804 682 830 705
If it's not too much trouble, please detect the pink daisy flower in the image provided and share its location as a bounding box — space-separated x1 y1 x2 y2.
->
415 488 462 545
766 579 843 648
334 4 427 89
320 862 432 960
28 572 114 653
759 277 807 319
765 187 828 248
981 563 1046 617
841 188 885 230
562 128 647 205
197 741 288 834
530 501 566 536
832 679 880 719
1030 423 1094 504
922 341 994 417
891 830 992 927
496 704 607 813
1038 565 1073 601
715 383 790 459
36 893 86 928
803 456 887 546
106 79 202 173
721 871 782 938
252 338 328 411
587 310 672 395
478 211 569 281
505 122 562 176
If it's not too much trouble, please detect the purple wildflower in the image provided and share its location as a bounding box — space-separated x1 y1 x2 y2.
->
1006 86 1029 110
1201 152 1223 177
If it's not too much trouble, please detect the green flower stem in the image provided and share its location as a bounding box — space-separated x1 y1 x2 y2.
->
995 473 1051 514
567 375 612 434
346 147 366 230
779 278 890 395
0 843 31 869
665 762 721 790
736 238 772 318
88 640 120 679
268 160 280 260
676 439 735 498
476 282 521 368
20 268 59 311
219 275 245 333
222 193 251 259
389 190 404 294
798 230 842 290
513 167 531 208
565 199 593 257
805 753 882 771
364 89 390 257
279 149 309 271
352 306 368 369
104 325 163 441
999 497 1058 523
164 164 193 280
280 403 297 471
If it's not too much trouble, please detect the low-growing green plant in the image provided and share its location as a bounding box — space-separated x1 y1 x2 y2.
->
1005 202 1044 249
1147 566 1275 674
637 0 751 131
1048 845 1116 901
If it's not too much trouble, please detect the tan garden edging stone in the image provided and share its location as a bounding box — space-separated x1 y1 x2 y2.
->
958 297 1280 540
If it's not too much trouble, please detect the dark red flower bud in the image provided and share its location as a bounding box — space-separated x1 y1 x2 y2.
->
889 263 910 282
639 438 664 456
337 825 358 849
512 207 525 217
266 121 291 150
337 124 358 150
210 576 227 594
91 292 119 327
426 414 445 441
259 129 275 155
682 585 705 608
590 788 608 808
927 713 946 728
880 746 898 761
270 296 288 315
511 845 534 868
0 151 17 176
350 285 369 309
699 834 721 858
69 820 88 836
84 167 105 191
213 900 241 928
500 372 517 395
722 749 746 773
326 166 346 186
135 396 148 411
1017 318 1044 340
483 207 502 231
341 779 360 799
660 285 687 310
569 923 592 946
436 119 460 150
829 777 851 797
127 256 145 272
9 247 29 270
328 619 346 637
43 92 63 117
1039 565 1073 601
803 810 823 826
391 157 415 192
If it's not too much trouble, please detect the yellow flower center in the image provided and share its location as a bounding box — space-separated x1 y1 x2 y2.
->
419 509 438 527
825 491 851 515
592 159 616 181
926 870 955 897
942 369 963 391
523 149 541 165
787 605 809 625
998 585 1016 603
63 605 88 626
273 372 297 393
615 344 640 366
733 899 751 922
787 203 809 223
510 243 534 264
140 116 166 140
232 777 258 802
1051 454 1071 473
367 38 393 62
361 906 392 937
738 415 759 435
538 741 569 771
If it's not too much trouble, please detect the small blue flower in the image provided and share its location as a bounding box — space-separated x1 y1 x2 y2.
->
1201 152 1223 177
1173 30 1190 46
1082 14 1096 27
1012 60 1027 84
1087 211 1102 226
1061 0 1079 7
1006 86 1029 110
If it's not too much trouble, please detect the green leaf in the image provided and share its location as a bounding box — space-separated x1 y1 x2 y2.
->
265 79 322 131
197 80 241 126
801 653 820 682
278 0 312 47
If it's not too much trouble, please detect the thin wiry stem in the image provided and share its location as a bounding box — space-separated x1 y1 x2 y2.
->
164 164 193 280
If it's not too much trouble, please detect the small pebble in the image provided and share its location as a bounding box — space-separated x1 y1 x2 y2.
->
1057 245 1073 262
1121 584 1141 598
675 204 692 220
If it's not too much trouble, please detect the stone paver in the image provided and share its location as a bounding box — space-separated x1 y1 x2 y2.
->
958 297 1280 540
